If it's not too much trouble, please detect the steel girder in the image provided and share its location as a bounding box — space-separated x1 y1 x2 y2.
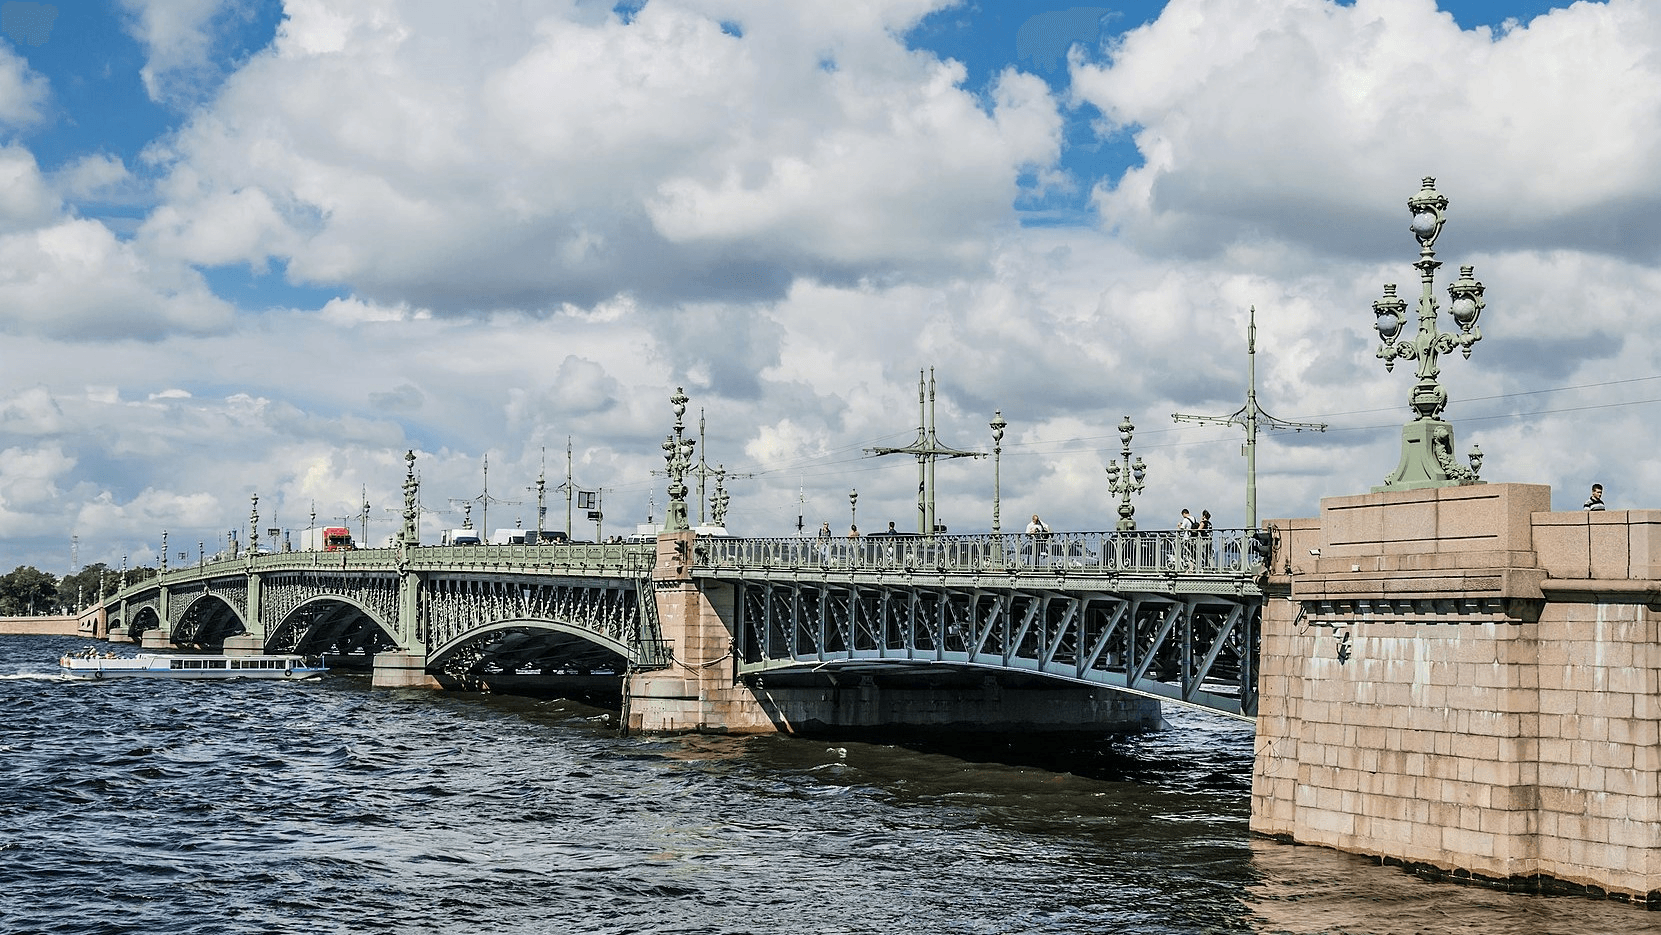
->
732 579 1260 720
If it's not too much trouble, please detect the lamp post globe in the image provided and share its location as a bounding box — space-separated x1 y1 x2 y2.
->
1370 177 1489 491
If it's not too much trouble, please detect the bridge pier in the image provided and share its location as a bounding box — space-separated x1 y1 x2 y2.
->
373 651 440 689
629 531 780 732
1254 483 1661 902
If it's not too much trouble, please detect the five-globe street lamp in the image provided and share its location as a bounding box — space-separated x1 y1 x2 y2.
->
1104 415 1147 531
1371 176 1487 490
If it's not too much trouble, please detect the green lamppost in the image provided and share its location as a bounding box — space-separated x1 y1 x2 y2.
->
1104 415 1147 531
989 410 1007 534
661 387 695 532
1372 177 1487 490
401 449 419 546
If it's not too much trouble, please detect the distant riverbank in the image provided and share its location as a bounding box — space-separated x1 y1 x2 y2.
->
0 615 81 635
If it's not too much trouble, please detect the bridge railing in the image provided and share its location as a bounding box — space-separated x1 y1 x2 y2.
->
695 529 1266 577
109 542 658 601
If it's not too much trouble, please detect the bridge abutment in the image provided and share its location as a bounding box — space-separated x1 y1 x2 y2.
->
1253 482 1661 902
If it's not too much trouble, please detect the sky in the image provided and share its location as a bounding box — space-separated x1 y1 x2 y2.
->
0 0 1648 572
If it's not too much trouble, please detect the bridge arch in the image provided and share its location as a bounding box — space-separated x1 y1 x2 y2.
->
172 593 247 648
427 617 633 695
270 595 399 662
125 605 161 642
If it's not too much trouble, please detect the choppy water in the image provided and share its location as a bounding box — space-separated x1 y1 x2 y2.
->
1 634 1652 934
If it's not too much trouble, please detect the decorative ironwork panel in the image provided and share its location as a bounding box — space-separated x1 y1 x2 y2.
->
261 571 401 633
422 574 643 660
165 579 248 631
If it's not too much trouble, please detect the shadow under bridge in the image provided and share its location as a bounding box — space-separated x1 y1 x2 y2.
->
422 572 670 698
727 578 1261 720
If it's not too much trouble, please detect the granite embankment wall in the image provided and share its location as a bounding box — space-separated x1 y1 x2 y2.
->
1253 483 1661 902
0 615 83 636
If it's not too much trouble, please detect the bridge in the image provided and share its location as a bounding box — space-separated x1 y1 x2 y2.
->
76 174 1661 901
98 525 1268 724
86 474 1661 902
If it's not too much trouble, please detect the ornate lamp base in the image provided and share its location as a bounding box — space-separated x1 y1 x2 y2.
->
1373 418 1485 492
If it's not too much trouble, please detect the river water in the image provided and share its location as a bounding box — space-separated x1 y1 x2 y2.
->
1 634 1652 935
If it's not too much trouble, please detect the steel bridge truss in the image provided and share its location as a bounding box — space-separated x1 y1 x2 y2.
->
733 579 1260 719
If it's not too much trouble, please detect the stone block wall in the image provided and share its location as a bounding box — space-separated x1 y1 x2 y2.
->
0 615 81 635
1253 483 1661 901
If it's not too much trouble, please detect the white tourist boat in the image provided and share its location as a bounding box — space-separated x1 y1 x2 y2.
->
58 649 326 681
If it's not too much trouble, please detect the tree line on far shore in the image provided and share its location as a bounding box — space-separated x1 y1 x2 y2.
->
0 563 159 617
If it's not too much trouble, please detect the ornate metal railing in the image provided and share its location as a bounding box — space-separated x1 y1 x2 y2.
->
108 542 659 604
695 529 1268 577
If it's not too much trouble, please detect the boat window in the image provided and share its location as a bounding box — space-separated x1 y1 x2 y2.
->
170 659 183 669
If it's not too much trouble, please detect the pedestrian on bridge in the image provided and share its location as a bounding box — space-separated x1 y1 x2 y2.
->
1198 510 1214 567
1026 514 1050 566
1178 509 1196 569
1584 484 1606 511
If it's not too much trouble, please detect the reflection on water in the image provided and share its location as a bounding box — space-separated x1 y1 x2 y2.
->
0 635 1653 935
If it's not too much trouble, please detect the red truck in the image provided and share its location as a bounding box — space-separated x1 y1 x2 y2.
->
298 526 355 551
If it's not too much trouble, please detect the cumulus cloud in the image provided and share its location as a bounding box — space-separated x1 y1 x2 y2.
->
118 0 259 105
6 0 1661 568
0 39 46 127
1072 0 1661 261
138 0 1063 312
0 215 235 339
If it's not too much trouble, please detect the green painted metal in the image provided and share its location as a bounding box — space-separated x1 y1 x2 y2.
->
1173 307 1327 529
866 369 985 535
1372 177 1487 492
694 530 1263 598
661 388 695 532
1103 416 1146 531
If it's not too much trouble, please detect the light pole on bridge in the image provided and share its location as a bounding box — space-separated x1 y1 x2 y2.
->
866 369 984 536
249 494 260 555
1173 307 1326 530
160 530 168 573
401 449 420 546
849 488 858 534
1371 177 1488 491
1104 415 1147 531
661 388 696 533
989 410 1006 535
